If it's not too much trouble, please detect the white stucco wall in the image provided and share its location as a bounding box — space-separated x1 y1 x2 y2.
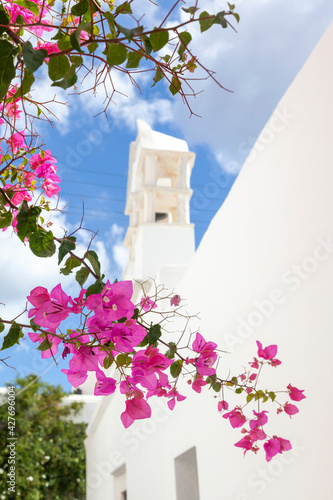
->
85 21 333 500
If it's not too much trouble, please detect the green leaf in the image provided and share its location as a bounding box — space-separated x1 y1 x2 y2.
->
126 51 143 69
30 318 38 333
0 40 17 100
58 236 76 264
115 1 132 14
147 324 161 345
22 41 47 73
76 267 90 287
104 11 116 36
13 0 39 16
169 75 181 96
87 42 99 53
199 11 215 32
16 200 41 242
117 24 141 43
0 322 5 334
29 229 56 258
37 337 53 351
71 0 89 16
103 356 114 369
70 21 91 52
107 43 128 66
71 55 83 67
214 11 227 29
60 255 81 275
57 36 72 52
170 360 182 378
246 393 254 404
150 29 169 52
178 31 192 58
0 209 13 229
235 387 243 394
212 382 222 392
1 322 24 351
51 68 78 90
152 66 164 87
182 6 198 15
165 342 177 359
0 6 9 35
18 68 35 96
86 250 101 277
268 391 276 402
143 36 153 55
228 2 235 10
85 278 105 298
48 55 71 82
232 12 240 23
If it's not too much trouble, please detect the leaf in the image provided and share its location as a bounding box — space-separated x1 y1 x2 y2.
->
235 387 243 394
165 342 177 359
151 67 164 87
37 337 53 351
115 1 132 14
30 318 38 333
178 31 192 58
117 24 141 43
0 6 9 35
48 55 71 82
22 41 47 73
212 382 222 392
143 36 153 55
232 12 240 23
246 393 254 404
169 75 181 96
0 209 13 229
228 2 235 10
16 200 41 242
1 322 24 351
147 324 161 345
0 40 17 100
58 236 76 264
199 11 215 32
87 42 98 53
76 267 90 287
71 55 83 68
13 0 39 16
170 360 182 378
103 356 114 369
104 11 116 36
71 0 89 16
70 21 91 52
268 391 276 402
85 278 105 298
86 250 101 277
29 229 56 258
51 69 78 90
107 43 128 67
150 29 169 52
18 68 35 96
126 51 143 69
57 36 72 52
214 11 227 29
182 6 198 15
0 322 4 333
60 255 81 275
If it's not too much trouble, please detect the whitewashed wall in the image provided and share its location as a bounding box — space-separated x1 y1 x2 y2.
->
85 21 333 500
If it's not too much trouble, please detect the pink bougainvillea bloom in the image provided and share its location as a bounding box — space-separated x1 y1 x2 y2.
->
140 296 157 312
275 436 292 452
7 132 27 153
284 403 299 418
94 370 117 396
86 280 134 322
249 410 269 430
120 398 151 428
256 340 277 360
249 358 259 369
264 438 281 462
287 384 306 401
192 376 207 394
61 367 88 388
249 373 257 382
218 400 229 412
170 294 181 307
42 180 60 198
167 388 186 410
235 435 253 454
223 407 246 428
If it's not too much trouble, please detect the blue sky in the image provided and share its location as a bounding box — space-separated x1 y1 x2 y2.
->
1 0 333 390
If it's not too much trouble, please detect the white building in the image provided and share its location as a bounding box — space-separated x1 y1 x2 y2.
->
85 22 333 500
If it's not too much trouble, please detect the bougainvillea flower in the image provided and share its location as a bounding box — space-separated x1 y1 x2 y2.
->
249 410 268 430
94 370 117 396
85 280 134 321
223 407 246 428
256 340 277 360
140 296 157 312
235 435 253 454
120 398 151 428
287 384 306 401
218 400 229 412
284 403 299 417
191 376 207 393
264 438 281 461
170 294 181 306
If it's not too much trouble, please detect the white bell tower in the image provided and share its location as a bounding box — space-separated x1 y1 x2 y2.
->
123 120 195 297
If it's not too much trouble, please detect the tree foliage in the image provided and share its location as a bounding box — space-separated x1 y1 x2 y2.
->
0 374 86 499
